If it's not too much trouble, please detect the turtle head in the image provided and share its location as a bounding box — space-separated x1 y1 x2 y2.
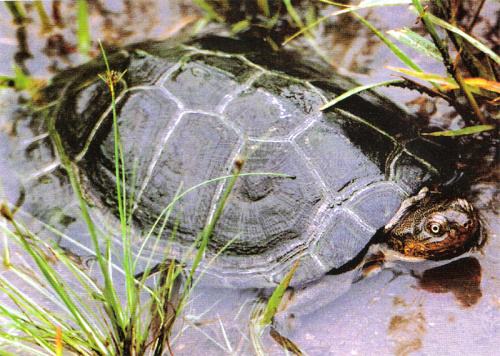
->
385 188 481 261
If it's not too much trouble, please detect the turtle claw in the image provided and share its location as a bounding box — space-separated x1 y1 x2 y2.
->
360 261 384 280
270 272 357 335
355 244 387 283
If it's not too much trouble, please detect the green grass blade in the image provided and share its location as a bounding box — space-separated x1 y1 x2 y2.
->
0 275 62 328
352 12 422 72
320 79 404 110
76 0 90 57
2 218 108 354
189 234 241 297
0 312 53 354
0 334 47 356
257 0 270 17
38 218 126 284
133 187 179 271
47 89 124 332
0 268 69 325
231 19 251 33
260 260 300 326
283 0 306 30
4 1 27 24
387 27 443 61
192 0 223 22
1 227 102 336
34 1 52 32
1 219 10 267
422 125 495 136
0 300 92 354
284 0 412 45
249 301 267 356
460 78 500 94
409 0 467 101
318 0 351 6
386 66 456 85
426 12 500 64
98 41 138 325
13 65 31 91
284 0 330 62
182 165 242 300
386 66 496 98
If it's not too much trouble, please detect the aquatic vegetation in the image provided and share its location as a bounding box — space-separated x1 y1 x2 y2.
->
0 45 247 354
283 0 498 135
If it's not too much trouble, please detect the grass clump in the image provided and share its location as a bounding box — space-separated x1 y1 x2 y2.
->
1 42 184 353
0 40 293 353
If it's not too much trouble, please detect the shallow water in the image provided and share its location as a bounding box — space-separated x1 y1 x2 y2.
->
0 1 498 355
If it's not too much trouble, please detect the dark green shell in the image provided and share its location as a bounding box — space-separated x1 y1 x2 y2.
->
52 36 457 287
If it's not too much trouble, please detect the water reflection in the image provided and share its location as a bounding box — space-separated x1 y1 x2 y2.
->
418 257 482 307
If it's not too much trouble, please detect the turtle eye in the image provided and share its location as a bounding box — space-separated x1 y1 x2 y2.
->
427 222 444 236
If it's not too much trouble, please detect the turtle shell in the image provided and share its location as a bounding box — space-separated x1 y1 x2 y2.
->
51 36 457 288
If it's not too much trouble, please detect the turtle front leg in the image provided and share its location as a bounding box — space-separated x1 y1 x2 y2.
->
359 249 386 279
271 269 358 337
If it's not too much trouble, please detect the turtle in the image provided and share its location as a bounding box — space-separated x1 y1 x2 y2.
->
4 36 482 298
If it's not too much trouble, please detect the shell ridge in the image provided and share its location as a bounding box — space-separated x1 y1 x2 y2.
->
74 85 158 162
247 137 289 143
130 106 185 214
290 141 329 193
203 72 266 227
342 207 378 234
288 112 321 141
216 71 263 114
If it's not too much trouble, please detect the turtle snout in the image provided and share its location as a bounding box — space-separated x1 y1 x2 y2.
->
460 219 475 233
447 198 478 233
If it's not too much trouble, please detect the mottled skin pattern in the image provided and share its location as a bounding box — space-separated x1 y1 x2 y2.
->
385 190 480 261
